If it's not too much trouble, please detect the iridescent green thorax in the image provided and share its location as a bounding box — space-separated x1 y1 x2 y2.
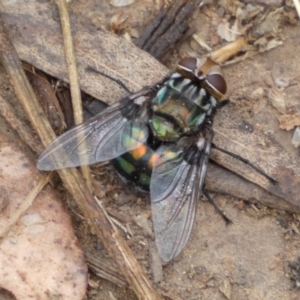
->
149 73 217 142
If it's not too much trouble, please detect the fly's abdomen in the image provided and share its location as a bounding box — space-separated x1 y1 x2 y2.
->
111 144 159 192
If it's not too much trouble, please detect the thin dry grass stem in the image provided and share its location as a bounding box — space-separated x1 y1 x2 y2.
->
0 172 53 239
95 196 130 237
209 36 247 64
0 94 43 154
55 0 92 191
86 250 127 287
0 16 161 300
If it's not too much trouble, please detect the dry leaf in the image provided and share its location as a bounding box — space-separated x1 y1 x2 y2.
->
219 279 232 300
268 88 286 114
0 130 87 300
278 113 300 131
292 127 300 148
110 0 135 7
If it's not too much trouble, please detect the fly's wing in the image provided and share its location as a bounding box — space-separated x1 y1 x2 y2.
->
37 93 150 171
150 131 213 262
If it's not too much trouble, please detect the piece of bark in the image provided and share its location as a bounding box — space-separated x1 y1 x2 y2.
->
135 0 197 59
25 66 66 132
1 1 300 210
1 1 168 105
86 250 127 287
0 11 162 300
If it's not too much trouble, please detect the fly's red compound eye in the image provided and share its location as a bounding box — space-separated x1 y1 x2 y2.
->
177 57 197 72
206 73 227 96
178 57 227 99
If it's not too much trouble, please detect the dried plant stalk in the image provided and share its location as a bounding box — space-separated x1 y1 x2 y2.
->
55 0 92 191
0 94 43 154
0 173 53 239
0 16 162 300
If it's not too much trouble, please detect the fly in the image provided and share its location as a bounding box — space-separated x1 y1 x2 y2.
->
37 57 274 262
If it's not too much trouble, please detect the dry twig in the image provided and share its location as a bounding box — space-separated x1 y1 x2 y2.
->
0 94 43 154
55 0 92 191
0 15 162 300
0 173 53 239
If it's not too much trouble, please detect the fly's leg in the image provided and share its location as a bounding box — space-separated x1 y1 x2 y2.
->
216 99 230 109
211 143 277 185
86 66 132 93
203 189 232 225
87 66 171 96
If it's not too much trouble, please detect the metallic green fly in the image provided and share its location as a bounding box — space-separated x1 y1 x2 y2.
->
37 57 272 262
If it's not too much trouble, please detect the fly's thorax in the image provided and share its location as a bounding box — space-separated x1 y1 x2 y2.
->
168 73 218 112
149 74 217 142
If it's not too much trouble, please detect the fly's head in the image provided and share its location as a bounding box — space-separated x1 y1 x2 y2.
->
176 57 227 102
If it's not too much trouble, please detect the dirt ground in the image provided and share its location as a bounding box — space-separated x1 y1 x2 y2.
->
1 1 300 300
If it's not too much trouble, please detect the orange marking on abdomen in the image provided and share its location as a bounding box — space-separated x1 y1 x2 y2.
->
148 153 161 169
131 145 147 160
